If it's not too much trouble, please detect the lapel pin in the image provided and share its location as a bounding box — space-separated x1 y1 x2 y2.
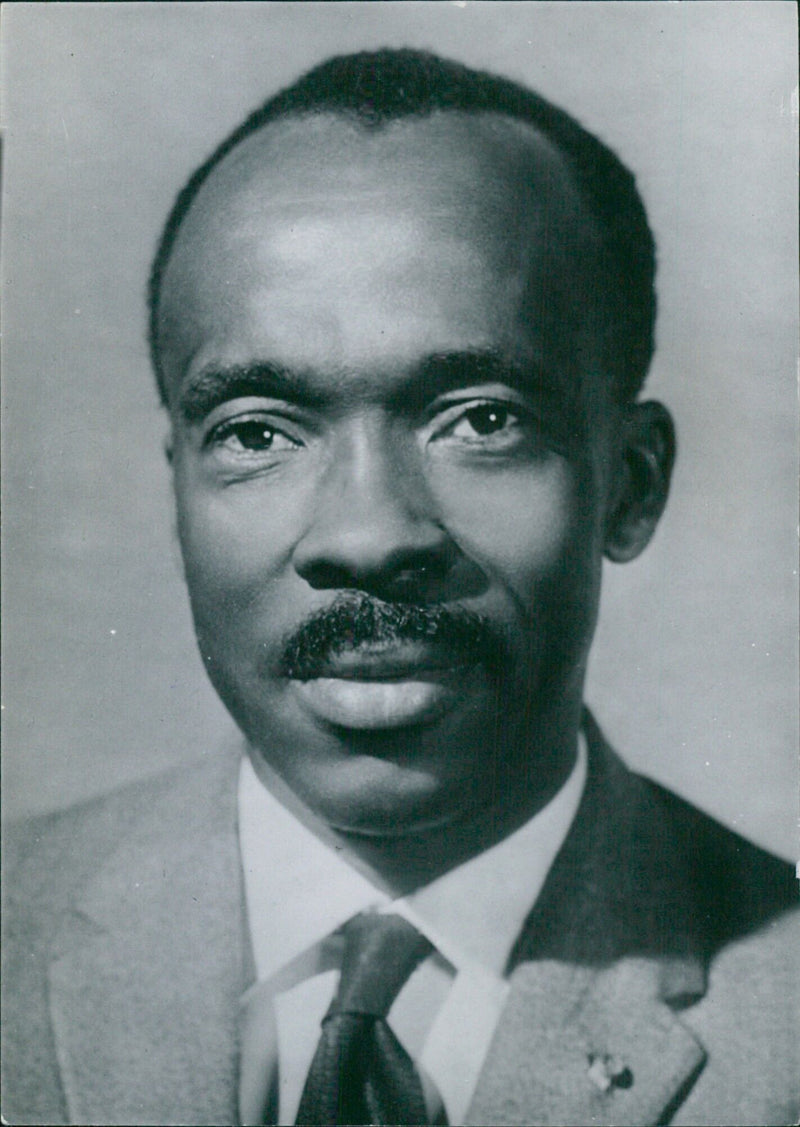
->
587 1053 634 1092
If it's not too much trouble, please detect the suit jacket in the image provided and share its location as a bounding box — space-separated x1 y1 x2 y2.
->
2 714 798 1126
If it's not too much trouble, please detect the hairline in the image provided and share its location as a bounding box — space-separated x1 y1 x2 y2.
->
149 56 656 405
157 103 599 318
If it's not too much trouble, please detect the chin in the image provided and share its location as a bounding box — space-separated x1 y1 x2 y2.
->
300 753 472 839
330 797 467 840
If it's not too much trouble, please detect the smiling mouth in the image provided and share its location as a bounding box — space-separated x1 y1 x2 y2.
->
288 645 475 730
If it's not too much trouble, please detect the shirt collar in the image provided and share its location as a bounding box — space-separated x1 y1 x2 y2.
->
239 734 586 982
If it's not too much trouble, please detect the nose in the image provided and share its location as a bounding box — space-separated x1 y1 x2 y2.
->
291 420 456 601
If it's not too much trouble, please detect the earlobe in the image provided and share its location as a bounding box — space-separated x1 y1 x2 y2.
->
604 401 676 563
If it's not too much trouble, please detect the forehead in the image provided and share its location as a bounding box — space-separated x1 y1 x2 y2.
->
174 108 587 242
158 110 604 397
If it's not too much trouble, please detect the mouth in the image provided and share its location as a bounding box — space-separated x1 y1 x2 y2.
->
287 644 475 730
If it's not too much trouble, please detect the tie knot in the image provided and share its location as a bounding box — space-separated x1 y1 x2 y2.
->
327 912 432 1020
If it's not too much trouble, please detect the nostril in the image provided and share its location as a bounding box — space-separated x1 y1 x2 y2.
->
380 566 435 602
388 560 441 589
394 562 429 583
299 561 363 592
297 550 453 601
367 553 455 603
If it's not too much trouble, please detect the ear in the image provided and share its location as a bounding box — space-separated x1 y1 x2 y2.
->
604 400 676 563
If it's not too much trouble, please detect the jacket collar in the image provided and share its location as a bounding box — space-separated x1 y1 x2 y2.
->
509 710 711 974
467 711 709 1124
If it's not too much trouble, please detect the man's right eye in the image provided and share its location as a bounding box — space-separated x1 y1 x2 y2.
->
205 415 302 456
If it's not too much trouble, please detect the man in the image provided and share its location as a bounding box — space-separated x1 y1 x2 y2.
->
2 48 797 1127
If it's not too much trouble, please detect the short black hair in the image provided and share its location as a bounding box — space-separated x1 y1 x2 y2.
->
148 47 656 404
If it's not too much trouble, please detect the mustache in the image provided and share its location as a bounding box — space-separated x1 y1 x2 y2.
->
277 593 512 680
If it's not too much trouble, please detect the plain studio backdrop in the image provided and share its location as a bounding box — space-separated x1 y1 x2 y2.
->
1 2 797 860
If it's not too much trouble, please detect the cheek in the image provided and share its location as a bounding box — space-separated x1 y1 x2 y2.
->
431 459 588 598
172 465 301 602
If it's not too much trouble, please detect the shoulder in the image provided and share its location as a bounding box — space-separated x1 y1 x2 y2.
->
584 712 796 945
630 764 799 1119
674 907 800 1125
2 747 244 1046
2 747 242 925
596 738 799 1121
639 776 797 949
1 749 242 1127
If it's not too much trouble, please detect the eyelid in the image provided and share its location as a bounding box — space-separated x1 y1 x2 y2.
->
203 418 304 460
426 392 531 433
426 385 531 416
200 400 312 443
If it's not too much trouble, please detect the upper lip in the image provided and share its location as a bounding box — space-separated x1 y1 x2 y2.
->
291 643 471 681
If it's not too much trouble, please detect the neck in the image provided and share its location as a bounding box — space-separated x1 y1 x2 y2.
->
336 726 580 896
248 699 584 896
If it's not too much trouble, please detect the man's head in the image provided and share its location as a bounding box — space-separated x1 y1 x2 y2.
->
150 50 674 870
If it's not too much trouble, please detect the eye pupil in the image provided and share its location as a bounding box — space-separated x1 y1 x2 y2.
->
467 405 508 435
236 422 273 450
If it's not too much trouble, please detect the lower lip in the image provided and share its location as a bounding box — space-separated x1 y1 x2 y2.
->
290 675 460 730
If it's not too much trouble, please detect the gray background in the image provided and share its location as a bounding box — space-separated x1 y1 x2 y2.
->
2 1 797 860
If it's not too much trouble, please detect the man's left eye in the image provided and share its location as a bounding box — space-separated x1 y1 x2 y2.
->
449 403 515 439
425 398 547 460
434 400 532 449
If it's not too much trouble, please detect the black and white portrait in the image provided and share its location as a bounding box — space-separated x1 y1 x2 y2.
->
2 4 797 1125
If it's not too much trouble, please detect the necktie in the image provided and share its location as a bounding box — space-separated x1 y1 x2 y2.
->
295 912 433 1125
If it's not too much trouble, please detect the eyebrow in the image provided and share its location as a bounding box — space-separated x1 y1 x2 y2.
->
177 349 569 424
178 363 329 423
412 351 585 453
408 349 565 409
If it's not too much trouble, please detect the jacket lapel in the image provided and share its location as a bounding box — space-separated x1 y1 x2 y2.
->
48 747 253 1126
468 712 710 1125
466 957 706 1126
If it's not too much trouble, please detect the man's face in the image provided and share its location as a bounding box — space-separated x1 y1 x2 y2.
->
158 112 618 839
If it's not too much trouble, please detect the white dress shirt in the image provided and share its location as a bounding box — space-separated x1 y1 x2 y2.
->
238 735 587 1125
